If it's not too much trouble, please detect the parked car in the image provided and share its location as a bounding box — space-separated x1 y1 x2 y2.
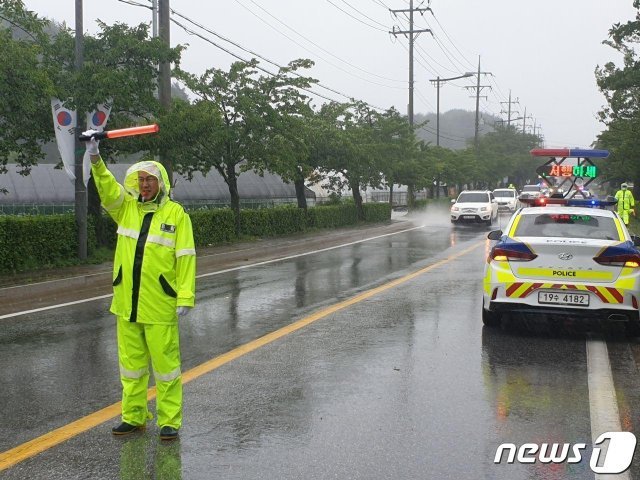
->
450 190 499 226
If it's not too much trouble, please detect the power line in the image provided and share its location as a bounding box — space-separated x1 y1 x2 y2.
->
414 43 460 76
407 43 439 77
169 17 340 105
413 87 436 111
243 0 405 84
428 11 475 70
118 0 401 106
326 0 387 32
157 2 392 109
370 0 390 9
338 0 389 29
431 32 471 73
419 124 469 143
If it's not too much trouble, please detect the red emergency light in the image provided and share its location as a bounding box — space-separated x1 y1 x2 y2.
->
530 148 609 158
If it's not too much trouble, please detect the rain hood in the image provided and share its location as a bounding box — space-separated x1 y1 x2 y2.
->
123 160 170 211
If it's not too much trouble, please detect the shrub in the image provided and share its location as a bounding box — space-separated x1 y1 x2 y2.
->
0 214 91 273
307 204 359 228
190 208 236 246
363 203 391 222
0 202 391 274
240 206 307 237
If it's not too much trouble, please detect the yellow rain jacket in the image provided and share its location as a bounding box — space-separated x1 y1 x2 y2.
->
615 188 635 225
92 160 196 323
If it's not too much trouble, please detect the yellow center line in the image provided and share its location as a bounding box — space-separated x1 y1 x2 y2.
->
0 241 483 471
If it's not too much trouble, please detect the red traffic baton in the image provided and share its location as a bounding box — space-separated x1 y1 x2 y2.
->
79 124 159 141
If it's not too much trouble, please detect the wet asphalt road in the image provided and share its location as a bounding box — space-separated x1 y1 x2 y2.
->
2 206 640 479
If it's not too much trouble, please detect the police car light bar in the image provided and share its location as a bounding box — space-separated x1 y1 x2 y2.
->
519 197 617 208
530 148 609 158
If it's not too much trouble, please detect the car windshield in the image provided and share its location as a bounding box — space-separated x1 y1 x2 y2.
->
513 213 620 240
494 191 515 198
522 186 540 192
457 193 489 203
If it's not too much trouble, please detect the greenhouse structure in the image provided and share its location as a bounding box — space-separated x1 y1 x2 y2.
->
0 163 316 214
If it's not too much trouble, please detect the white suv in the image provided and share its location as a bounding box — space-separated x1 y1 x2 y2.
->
492 188 518 212
451 190 499 226
519 184 542 200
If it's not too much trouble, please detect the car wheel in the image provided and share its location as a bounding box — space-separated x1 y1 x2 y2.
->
482 300 501 327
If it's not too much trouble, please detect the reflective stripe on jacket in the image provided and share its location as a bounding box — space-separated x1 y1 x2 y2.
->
92 159 196 324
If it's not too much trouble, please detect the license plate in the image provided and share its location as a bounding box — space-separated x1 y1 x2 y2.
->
538 291 590 306
462 215 475 219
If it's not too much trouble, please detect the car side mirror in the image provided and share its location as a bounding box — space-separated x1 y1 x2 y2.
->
487 230 503 240
632 235 640 247
450 199 455 204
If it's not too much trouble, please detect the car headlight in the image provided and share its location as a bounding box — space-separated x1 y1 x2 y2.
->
480 206 488 212
452 207 459 212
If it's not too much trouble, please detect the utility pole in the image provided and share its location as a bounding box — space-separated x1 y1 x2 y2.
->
464 56 492 149
522 107 534 135
500 90 520 128
533 120 541 138
390 0 430 126
152 0 158 37
74 0 87 260
158 0 172 183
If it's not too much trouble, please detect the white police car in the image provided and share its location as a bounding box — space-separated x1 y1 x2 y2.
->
483 199 640 334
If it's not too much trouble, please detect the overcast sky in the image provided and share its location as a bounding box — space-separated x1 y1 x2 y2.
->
22 0 638 149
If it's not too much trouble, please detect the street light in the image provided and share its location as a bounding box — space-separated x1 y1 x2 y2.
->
428 73 473 198
428 73 474 146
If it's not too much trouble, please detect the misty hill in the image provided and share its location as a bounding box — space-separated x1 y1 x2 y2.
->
414 109 500 150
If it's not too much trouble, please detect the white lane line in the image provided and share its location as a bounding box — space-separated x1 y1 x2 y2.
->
0 270 111 291
0 224 426 320
0 295 114 321
586 339 630 480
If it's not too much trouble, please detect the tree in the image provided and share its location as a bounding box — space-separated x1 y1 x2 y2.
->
474 126 542 189
175 59 316 233
375 108 418 206
245 59 317 211
313 101 389 220
0 1 54 184
596 1 640 195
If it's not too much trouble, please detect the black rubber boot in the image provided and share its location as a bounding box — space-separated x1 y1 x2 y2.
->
112 422 144 436
159 426 179 441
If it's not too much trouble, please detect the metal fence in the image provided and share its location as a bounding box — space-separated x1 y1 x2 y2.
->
0 198 305 215
0 203 76 215
369 191 429 205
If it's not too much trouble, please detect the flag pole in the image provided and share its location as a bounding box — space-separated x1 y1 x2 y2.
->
75 0 87 260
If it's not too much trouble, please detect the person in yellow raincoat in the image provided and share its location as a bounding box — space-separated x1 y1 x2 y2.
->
615 183 635 226
85 131 196 441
